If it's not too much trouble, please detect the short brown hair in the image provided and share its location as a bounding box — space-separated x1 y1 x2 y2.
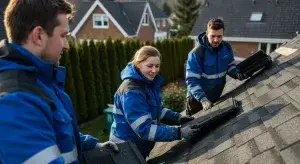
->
207 18 225 31
4 0 73 44
130 46 161 66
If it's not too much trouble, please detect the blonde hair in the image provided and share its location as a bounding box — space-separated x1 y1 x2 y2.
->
130 46 161 66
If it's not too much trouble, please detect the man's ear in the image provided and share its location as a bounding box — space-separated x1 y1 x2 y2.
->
31 26 47 47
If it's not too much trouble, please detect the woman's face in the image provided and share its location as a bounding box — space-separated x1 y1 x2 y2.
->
137 56 161 81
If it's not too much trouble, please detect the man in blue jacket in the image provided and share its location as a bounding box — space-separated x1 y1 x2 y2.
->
185 18 248 116
0 0 117 163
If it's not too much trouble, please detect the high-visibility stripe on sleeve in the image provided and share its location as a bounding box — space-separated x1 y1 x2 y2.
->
130 115 151 130
24 145 61 164
159 108 168 120
186 72 201 79
148 125 157 141
62 147 78 164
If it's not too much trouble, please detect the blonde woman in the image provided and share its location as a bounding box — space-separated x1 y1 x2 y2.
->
109 46 200 158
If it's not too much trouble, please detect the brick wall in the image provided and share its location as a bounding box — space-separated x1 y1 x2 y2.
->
228 41 259 58
76 7 125 41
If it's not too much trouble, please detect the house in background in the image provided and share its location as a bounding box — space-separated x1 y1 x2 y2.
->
190 0 300 59
70 0 168 43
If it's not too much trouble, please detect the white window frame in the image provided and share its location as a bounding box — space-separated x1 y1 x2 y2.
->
250 12 263 21
156 20 160 28
162 19 166 27
258 42 280 54
142 13 149 26
93 14 109 29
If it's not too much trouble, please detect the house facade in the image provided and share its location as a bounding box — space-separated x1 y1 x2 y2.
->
70 0 162 43
190 0 300 59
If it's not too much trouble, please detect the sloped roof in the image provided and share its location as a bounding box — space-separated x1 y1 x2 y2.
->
148 35 300 164
191 0 300 39
148 1 168 19
0 0 9 40
70 0 156 37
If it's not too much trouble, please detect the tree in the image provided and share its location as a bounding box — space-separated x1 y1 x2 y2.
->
59 49 77 111
90 40 105 114
172 0 201 37
97 41 112 104
106 39 121 97
79 41 98 118
162 2 172 16
68 43 88 122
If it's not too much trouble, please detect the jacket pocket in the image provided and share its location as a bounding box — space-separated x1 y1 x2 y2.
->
52 110 74 138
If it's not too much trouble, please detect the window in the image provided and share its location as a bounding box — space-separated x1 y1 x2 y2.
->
250 12 263 21
270 43 278 53
142 13 149 25
93 14 109 29
156 20 160 28
260 43 267 53
162 19 166 26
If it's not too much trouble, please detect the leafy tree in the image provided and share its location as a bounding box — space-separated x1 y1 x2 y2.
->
171 0 201 37
162 2 172 16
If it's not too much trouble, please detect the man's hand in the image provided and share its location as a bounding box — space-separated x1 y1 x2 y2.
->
178 115 194 125
236 73 248 81
180 124 201 141
96 141 119 153
200 97 212 110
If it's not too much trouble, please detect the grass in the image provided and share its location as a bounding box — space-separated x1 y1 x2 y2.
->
80 115 110 142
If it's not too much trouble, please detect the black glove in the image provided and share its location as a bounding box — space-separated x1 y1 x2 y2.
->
178 115 194 125
96 141 119 153
179 124 201 141
236 73 248 81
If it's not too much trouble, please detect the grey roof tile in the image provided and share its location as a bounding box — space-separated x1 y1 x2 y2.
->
234 120 267 147
213 147 238 164
280 141 300 164
148 1 168 19
257 88 284 107
249 149 285 164
273 70 296 86
287 86 300 102
254 131 276 152
278 78 300 93
263 103 300 128
275 115 300 149
190 0 300 39
148 36 300 164
208 134 234 158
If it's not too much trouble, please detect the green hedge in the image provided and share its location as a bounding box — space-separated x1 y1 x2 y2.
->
60 37 193 123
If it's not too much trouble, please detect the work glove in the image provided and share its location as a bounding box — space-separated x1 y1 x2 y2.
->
235 73 248 81
178 115 195 125
96 141 119 153
200 97 212 110
179 124 201 141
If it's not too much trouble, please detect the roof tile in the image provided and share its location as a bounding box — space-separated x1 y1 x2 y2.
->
249 149 285 164
280 141 300 164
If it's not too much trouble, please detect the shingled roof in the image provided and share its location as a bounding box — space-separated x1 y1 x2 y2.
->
148 35 300 164
70 0 156 37
191 0 300 39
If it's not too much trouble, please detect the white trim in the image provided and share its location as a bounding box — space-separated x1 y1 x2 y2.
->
223 37 290 43
71 0 129 37
136 3 158 35
142 13 150 26
189 36 291 43
148 125 157 141
61 147 78 164
130 115 151 130
159 108 168 120
92 14 109 29
24 145 61 164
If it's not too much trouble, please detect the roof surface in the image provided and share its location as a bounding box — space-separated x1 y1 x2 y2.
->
70 0 147 36
191 0 300 39
148 1 168 19
148 35 300 164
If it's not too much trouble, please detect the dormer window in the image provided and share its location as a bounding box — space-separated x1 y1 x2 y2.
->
250 12 263 21
142 13 149 26
93 14 109 29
